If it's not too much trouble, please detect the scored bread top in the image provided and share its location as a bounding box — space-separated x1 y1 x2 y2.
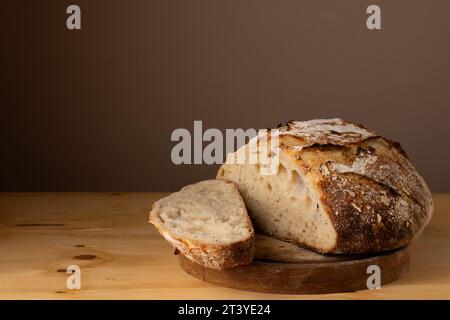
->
277 118 378 148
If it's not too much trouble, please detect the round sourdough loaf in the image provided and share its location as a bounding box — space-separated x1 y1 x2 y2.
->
217 118 433 254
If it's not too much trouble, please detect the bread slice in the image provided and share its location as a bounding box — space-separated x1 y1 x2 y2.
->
217 118 433 254
149 179 254 270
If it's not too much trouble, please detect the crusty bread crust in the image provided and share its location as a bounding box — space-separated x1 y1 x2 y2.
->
149 180 254 270
154 228 254 270
219 119 433 254
316 138 433 253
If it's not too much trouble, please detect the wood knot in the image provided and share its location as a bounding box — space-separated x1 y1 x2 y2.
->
14 223 65 227
74 254 97 260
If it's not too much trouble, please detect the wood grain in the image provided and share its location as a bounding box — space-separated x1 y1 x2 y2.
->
0 193 449 299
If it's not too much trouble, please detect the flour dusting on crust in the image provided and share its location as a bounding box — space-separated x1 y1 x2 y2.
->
278 118 378 149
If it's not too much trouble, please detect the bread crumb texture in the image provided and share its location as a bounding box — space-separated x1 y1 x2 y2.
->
149 179 254 269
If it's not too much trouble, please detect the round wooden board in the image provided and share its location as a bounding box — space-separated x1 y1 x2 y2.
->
179 234 411 294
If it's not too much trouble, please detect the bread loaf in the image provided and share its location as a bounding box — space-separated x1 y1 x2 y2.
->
149 179 254 269
217 118 433 254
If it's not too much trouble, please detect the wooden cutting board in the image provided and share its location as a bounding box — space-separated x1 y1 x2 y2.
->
179 234 411 294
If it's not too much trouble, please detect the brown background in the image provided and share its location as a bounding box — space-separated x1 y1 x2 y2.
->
1 1 449 192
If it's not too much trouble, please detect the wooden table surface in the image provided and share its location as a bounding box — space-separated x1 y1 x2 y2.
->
0 193 449 299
